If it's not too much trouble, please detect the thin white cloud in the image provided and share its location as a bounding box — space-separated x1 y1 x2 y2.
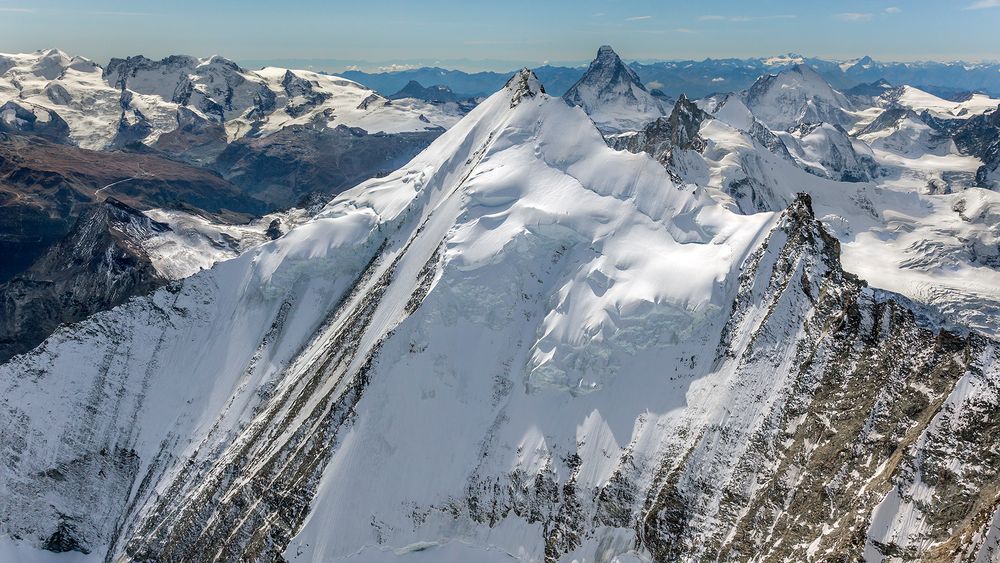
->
837 12 874 22
376 63 420 72
966 0 1000 8
700 14 797 22
0 7 154 15
885 7 902 14
83 11 157 16
591 12 605 17
672 28 697 33
626 15 652 21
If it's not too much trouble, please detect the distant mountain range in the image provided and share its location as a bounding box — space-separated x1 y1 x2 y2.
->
341 54 1000 100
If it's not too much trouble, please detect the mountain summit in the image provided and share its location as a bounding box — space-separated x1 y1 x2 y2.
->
562 45 668 132
389 80 461 103
744 64 856 130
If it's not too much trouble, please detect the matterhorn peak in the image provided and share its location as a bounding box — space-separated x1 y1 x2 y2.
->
595 45 622 64
562 45 667 132
504 67 545 107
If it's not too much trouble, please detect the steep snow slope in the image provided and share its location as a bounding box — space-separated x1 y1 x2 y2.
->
563 46 669 133
0 69 767 560
2 70 999 563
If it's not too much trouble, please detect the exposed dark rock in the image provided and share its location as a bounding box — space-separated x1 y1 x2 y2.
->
0 101 71 142
389 80 461 103
0 198 168 362
151 106 229 165
506 68 545 108
845 78 893 99
952 106 1000 188
43 521 88 554
214 123 441 208
612 94 711 179
265 218 283 240
0 132 262 283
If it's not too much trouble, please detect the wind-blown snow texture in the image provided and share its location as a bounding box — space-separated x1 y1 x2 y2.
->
2 66 1000 563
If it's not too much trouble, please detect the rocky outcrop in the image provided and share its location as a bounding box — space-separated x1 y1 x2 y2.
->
613 94 710 180
0 132 261 282
0 198 168 362
150 106 229 165
953 106 1000 189
0 100 71 142
389 80 461 103
214 124 441 208
631 195 999 561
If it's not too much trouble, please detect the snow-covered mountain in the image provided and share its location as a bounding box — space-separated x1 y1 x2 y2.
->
610 79 1000 340
563 46 669 133
776 121 879 182
0 49 458 151
2 68 1000 563
878 85 1000 120
0 49 471 208
743 64 857 131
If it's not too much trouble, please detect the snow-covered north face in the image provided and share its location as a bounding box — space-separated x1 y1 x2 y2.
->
2 69 1000 563
0 49 461 150
563 46 669 133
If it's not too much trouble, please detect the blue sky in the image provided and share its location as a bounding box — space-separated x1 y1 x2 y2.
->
2 0 999 71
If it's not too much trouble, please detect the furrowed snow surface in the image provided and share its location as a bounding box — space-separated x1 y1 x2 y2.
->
1 68 999 563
